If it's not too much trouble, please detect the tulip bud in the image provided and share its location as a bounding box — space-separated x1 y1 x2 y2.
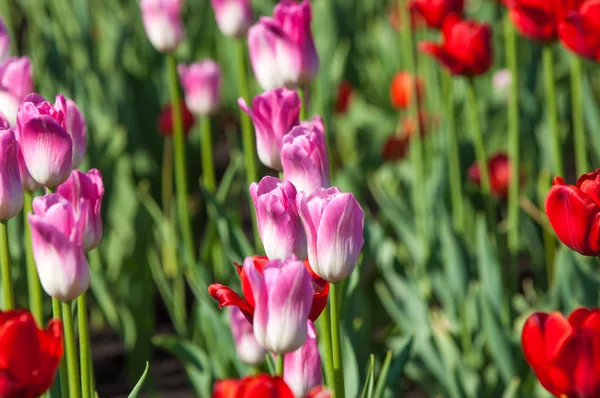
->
141 0 184 53
16 94 72 188
281 118 330 194
390 71 424 109
298 187 365 282
0 18 9 63
505 0 560 42
238 88 300 170
28 194 90 301
211 0 253 38
273 0 319 88
0 128 23 221
57 169 104 251
65 98 87 169
468 152 513 198
230 307 266 365
250 177 307 261
245 256 314 355
558 0 600 61
248 18 286 91
284 321 322 397
410 0 465 30
178 61 222 116
0 57 33 126
335 81 353 114
158 101 195 137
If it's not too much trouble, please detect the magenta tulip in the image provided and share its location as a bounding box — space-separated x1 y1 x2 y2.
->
0 127 23 221
248 18 286 91
141 0 184 53
284 320 323 397
0 18 8 63
230 307 266 365
65 98 87 169
178 60 222 116
211 0 253 38
0 57 33 126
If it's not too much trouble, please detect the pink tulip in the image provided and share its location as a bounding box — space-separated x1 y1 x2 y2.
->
178 61 222 116
284 320 322 398
248 18 286 91
0 127 23 221
250 176 306 261
211 0 253 38
0 57 33 126
57 169 104 251
16 94 72 188
65 98 87 168
28 194 90 301
0 18 9 63
0 112 7 129
17 149 42 192
245 255 314 354
281 117 330 194
141 0 184 53
238 88 300 170
298 187 365 282
229 307 266 365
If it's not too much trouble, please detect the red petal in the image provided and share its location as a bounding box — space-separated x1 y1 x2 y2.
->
237 375 294 398
305 386 333 398
27 319 63 397
208 284 255 323
576 169 600 207
522 312 550 372
309 279 329 322
212 379 242 398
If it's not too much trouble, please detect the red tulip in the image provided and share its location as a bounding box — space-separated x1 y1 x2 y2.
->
468 152 513 198
213 375 294 398
157 101 195 137
0 310 63 398
505 0 562 42
521 308 600 398
390 71 424 109
419 14 493 76
335 81 353 114
409 0 465 30
209 255 329 323
382 136 410 162
545 169 600 256
558 0 600 61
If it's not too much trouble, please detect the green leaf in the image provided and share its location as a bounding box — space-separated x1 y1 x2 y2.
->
127 362 149 398
360 355 375 398
502 377 521 398
475 216 504 317
373 350 392 398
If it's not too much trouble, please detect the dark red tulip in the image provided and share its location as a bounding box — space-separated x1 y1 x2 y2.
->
208 256 329 324
390 71 424 109
521 308 600 398
505 0 562 42
419 14 493 76
212 375 294 398
157 101 195 137
558 0 600 61
545 169 600 256
468 152 513 198
0 310 63 398
335 81 353 114
409 0 465 30
382 136 410 162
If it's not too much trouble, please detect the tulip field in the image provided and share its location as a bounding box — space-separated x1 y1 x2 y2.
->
2 0 600 397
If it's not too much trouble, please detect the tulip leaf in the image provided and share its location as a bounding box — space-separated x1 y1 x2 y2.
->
475 216 504 318
127 362 149 398
360 354 375 398
501 377 521 398
372 350 392 398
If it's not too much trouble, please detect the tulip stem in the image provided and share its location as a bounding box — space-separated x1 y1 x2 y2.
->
299 87 307 121
466 79 491 197
161 138 178 277
542 46 564 178
24 191 44 325
276 355 284 376
0 221 14 310
62 301 81 398
78 293 92 398
167 54 196 266
318 299 335 390
571 55 588 176
330 283 345 398
200 116 216 192
53 298 69 397
235 39 261 250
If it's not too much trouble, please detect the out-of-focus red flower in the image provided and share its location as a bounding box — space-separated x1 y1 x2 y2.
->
388 5 422 32
213 375 294 398
382 111 436 162
505 0 562 42
157 101 195 137
208 255 329 323
402 111 436 138
409 0 465 30
335 81 353 114
382 136 410 162
545 169 600 256
558 0 600 61
390 71 424 109
419 14 493 76
0 310 63 398
521 308 600 398
468 152 513 198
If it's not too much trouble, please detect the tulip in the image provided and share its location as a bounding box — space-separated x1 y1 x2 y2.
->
157 101 195 137
28 194 90 301
250 177 307 260
281 118 330 194
284 321 322 397
298 187 365 283
409 0 465 30
0 112 7 129
17 148 42 192
209 255 329 324
492 69 512 97
273 0 319 88
558 0 600 61
505 0 561 42
57 169 104 251
390 71 424 109
0 310 63 398
382 135 410 162
178 61 222 116
420 14 493 76
213 375 295 398
211 0 253 38
16 94 72 188
140 0 184 53
0 57 33 126
64 98 87 169
0 128 23 221
238 88 301 170
521 308 600 397
248 18 286 91
0 18 8 63
468 152 513 198
545 169 600 256
229 307 266 365
334 81 353 114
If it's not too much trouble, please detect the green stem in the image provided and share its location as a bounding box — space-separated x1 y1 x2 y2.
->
542 47 564 177
276 355 284 376
161 138 174 218
200 116 216 192
24 191 44 324
442 71 464 233
62 301 81 398
466 79 491 197
235 39 261 250
53 298 69 398
571 55 588 176
78 294 91 398
0 221 14 310
538 172 555 288
330 283 345 398
299 87 307 121
318 298 335 390
166 54 196 266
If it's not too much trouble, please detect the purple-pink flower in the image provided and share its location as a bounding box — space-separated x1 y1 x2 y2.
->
65 98 87 169
284 320 323 398
229 307 266 365
211 0 253 38
178 60 222 116
0 57 33 125
0 124 23 221
0 18 9 63
248 18 286 91
141 0 184 53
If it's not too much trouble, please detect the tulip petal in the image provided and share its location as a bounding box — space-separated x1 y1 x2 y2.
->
208 283 254 323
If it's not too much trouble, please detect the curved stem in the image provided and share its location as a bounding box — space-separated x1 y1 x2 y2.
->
24 191 43 324
62 301 81 398
543 47 563 177
330 283 345 398
318 299 335 390
571 55 587 176
53 298 69 397
0 221 13 310
78 293 91 398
